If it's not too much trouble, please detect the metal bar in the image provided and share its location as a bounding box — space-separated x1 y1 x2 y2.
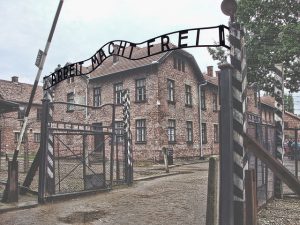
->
38 98 50 203
82 134 87 190
244 133 300 196
21 148 40 194
219 63 234 225
295 129 298 179
110 105 116 186
13 0 64 162
245 169 257 225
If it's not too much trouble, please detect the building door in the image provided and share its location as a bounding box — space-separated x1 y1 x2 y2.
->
92 123 104 153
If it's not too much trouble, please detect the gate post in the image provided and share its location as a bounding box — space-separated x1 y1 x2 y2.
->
38 87 55 203
122 89 133 185
219 63 234 225
229 21 247 225
38 95 49 203
273 63 284 198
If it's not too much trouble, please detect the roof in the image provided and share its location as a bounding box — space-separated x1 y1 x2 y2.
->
0 99 19 114
285 111 300 121
261 96 275 108
89 43 204 82
0 79 43 105
203 74 218 87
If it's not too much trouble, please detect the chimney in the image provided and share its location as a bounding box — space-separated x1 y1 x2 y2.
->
207 66 213 77
113 45 119 63
11 76 19 83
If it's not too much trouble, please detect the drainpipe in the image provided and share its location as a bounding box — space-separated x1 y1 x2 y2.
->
85 77 89 120
199 81 207 159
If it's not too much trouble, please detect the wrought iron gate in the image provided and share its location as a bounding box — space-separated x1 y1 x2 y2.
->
38 99 127 201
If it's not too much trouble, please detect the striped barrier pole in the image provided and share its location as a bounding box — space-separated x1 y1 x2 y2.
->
46 86 55 194
229 22 247 225
38 82 55 202
122 89 133 185
274 63 284 198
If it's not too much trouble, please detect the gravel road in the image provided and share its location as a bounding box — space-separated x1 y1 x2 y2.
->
0 163 209 225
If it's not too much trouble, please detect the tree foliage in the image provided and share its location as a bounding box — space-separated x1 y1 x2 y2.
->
208 0 300 93
284 94 294 113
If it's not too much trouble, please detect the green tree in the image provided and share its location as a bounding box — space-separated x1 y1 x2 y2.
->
284 94 294 113
208 0 300 93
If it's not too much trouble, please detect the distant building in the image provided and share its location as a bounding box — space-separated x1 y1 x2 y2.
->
0 76 43 156
53 46 220 161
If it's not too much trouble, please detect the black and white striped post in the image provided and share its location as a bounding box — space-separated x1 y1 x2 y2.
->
122 89 133 185
220 1 247 224
230 21 247 225
38 81 55 202
273 63 284 199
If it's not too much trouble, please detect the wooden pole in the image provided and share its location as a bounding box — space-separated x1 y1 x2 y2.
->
245 169 257 225
206 157 219 225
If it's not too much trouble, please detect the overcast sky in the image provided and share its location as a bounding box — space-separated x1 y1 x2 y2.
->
0 0 299 114
0 0 228 83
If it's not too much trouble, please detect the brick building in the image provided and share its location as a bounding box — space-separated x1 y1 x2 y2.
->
0 76 43 156
52 45 221 161
283 111 300 140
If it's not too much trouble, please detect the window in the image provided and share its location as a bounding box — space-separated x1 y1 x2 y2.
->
114 83 123 104
201 123 207 144
213 93 218 111
214 124 219 143
167 79 175 102
14 132 25 143
136 119 146 143
201 89 206 110
173 57 177 69
178 58 182 71
34 133 41 143
168 119 176 143
37 108 42 121
186 121 193 143
67 92 75 111
136 79 146 102
115 121 124 143
173 57 185 72
185 85 192 106
93 87 101 107
18 107 25 119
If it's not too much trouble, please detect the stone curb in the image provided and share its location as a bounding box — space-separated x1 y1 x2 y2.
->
134 160 210 181
0 200 38 214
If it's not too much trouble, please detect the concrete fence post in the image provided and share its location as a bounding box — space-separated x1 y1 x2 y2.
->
206 156 219 225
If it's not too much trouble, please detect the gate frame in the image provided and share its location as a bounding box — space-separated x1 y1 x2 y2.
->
37 87 124 202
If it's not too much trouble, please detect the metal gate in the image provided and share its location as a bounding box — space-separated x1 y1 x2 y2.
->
38 99 127 201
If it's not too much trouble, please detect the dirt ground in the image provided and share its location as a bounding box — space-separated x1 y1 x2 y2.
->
0 160 299 225
0 163 209 225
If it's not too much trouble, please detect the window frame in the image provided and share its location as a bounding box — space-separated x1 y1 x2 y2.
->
114 83 123 105
93 87 101 107
34 133 41 143
14 132 25 143
167 79 175 103
201 123 207 144
67 92 75 112
135 78 146 102
136 119 146 143
168 119 176 143
36 108 42 121
212 92 218 111
200 89 206 110
185 84 192 106
186 121 193 143
115 121 124 143
213 124 219 143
